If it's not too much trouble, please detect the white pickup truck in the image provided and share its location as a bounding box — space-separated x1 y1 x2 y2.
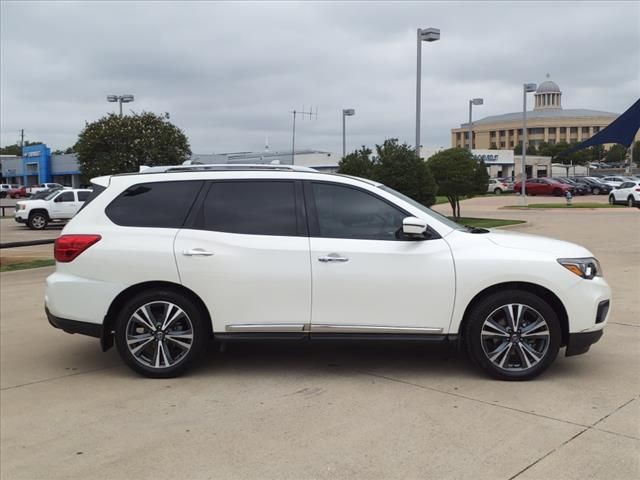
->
15 189 92 230
26 183 69 196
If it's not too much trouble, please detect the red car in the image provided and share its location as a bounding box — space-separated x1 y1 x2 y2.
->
8 185 28 198
514 178 574 196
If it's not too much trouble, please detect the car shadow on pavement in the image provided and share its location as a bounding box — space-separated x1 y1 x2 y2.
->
189 341 482 380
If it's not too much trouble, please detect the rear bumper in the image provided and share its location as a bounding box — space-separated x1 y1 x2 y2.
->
566 330 603 357
46 307 102 338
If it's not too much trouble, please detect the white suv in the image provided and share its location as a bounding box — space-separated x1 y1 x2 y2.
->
45 165 611 380
15 188 91 230
608 180 640 207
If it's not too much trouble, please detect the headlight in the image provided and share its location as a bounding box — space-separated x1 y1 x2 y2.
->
557 258 602 279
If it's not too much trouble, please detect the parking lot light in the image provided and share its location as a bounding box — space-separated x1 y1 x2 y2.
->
107 94 135 117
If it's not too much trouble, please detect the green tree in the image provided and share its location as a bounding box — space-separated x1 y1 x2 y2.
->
605 144 627 164
514 143 537 155
337 146 374 178
427 147 489 219
372 139 437 206
632 141 639 165
0 140 43 156
74 112 191 179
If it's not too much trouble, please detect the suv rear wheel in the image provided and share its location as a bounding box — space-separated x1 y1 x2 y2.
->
464 290 561 380
114 290 208 378
608 194 615 205
28 212 48 230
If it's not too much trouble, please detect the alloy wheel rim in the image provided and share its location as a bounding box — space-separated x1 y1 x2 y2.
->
32 216 45 228
126 301 194 369
480 303 550 372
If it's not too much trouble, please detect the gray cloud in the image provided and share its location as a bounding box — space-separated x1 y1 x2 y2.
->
1 1 639 155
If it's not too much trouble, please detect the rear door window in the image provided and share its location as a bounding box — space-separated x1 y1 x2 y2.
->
106 181 203 228
201 181 298 236
77 191 90 202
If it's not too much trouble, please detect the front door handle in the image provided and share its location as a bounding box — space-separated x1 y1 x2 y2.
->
182 248 214 257
318 253 349 263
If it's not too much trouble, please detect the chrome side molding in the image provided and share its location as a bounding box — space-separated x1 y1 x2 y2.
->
310 324 444 334
225 324 307 333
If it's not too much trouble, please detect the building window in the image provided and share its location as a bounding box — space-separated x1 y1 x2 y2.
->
499 130 505 137
490 131 496 138
517 129 523 135
500 141 506 148
548 127 556 134
509 141 514 147
582 127 589 134
456 132 461 141
570 127 578 134
549 140 556 145
594 126 600 133
559 127 566 134
528 128 544 135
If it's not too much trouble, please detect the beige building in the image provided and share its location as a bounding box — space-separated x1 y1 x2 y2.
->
451 77 639 150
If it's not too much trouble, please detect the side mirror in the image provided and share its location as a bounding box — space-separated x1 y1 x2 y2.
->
402 216 428 236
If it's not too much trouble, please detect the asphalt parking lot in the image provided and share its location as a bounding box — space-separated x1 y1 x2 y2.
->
1 196 639 479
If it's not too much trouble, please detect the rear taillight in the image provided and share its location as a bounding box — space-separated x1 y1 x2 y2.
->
54 235 101 262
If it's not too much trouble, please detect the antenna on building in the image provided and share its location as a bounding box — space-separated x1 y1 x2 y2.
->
265 135 269 152
290 106 318 164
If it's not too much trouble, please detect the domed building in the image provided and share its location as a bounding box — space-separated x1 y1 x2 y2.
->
450 76 637 151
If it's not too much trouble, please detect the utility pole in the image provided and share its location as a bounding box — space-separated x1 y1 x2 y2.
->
20 129 24 155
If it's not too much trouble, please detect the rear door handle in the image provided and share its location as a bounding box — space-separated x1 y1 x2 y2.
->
182 248 214 257
318 253 349 263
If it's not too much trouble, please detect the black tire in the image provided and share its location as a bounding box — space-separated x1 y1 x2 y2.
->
628 196 635 208
464 290 561 381
592 187 600 195
494 188 502 195
608 195 615 205
28 212 48 230
114 289 209 378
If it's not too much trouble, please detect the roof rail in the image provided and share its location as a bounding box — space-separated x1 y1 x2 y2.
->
138 163 319 174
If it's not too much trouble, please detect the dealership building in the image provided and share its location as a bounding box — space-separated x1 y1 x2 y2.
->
451 77 640 150
0 146 336 186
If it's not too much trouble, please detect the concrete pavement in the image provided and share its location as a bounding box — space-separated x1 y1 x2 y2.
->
1 197 638 480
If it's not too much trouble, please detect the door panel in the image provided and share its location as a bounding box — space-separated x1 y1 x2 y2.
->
306 181 455 333
310 237 455 332
174 180 311 333
175 230 311 332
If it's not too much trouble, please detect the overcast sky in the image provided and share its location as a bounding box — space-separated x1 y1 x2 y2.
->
1 1 639 155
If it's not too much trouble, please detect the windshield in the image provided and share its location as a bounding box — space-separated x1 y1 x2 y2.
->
44 191 60 201
378 185 464 231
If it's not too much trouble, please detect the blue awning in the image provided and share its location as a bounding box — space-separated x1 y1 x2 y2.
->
558 98 640 157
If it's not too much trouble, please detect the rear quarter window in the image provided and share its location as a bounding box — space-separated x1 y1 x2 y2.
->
106 181 203 228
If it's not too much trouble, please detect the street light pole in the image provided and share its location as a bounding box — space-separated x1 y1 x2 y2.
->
468 98 483 150
342 108 355 158
415 27 440 158
107 94 135 117
520 83 537 205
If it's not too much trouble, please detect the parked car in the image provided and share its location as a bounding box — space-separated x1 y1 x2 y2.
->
498 177 516 190
487 178 510 194
571 177 612 195
8 185 28 198
29 187 64 200
600 176 629 188
45 164 610 381
514 178 573 196
550 178 590 196
26 183 67 196
0 183 12 198
608 181 640 207
588 162 608 169
14 188 91 229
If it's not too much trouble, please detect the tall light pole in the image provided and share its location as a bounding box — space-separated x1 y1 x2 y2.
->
520 83 537 205
415 27 440 158
468 98 483 150
107 94 135 116
342 108 355 158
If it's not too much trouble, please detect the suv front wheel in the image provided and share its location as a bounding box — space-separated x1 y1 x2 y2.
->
28 212 48 230
465 290 561 380
115 290 208 378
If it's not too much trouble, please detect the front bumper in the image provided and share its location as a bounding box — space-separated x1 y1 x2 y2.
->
566 330 603 356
